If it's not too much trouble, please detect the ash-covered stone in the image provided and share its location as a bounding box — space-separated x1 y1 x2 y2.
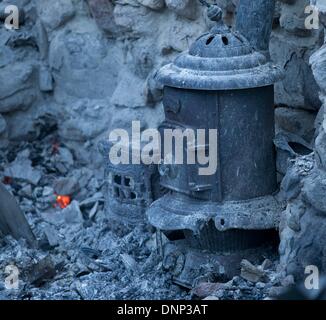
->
275 107 316 144
54 177 80 196
61 201 84 225
37 0 75 32
4 151 42 186
0 63 37 114
0 115 6 136
137 0 165 11
279 153 326 280
240 260 266 283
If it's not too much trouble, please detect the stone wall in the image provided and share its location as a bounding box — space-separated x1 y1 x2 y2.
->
0 0 213 165
279 1 326 280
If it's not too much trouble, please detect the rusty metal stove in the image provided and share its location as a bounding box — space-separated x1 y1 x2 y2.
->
99 140 163 226
146 3 284 286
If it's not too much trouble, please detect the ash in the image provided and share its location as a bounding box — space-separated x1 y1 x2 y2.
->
0 124 286 300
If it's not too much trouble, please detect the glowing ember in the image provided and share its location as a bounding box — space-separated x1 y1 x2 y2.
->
51 141 60 155
55 195 71 209
2 176 13 185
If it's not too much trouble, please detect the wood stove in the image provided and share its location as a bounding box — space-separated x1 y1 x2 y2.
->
99 140 163 226
146 3 284 284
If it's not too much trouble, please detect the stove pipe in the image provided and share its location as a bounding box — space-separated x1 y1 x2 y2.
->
235 0 276 54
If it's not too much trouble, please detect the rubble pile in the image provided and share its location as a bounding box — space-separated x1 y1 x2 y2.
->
192 258 295 300
0 126 189 300
0 124 292 300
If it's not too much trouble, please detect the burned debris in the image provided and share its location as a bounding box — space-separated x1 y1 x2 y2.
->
0 0 326 301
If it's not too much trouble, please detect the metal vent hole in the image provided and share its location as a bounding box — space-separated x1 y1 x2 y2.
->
125 177 131 187
222 36 229 45
114 175 122 185
206 36 214 45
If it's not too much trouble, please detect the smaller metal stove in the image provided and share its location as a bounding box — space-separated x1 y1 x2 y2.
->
99 140 163 226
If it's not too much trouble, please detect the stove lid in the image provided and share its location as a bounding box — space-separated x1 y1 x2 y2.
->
156 5 284 91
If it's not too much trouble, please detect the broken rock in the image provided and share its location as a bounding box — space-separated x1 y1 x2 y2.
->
4 158 42 186
54 177 80 196
137 0 165 10
37 0 75 31
281 275 295 288
192 282 225 299
0 63 37 113
0 115 6 135
315 129 326 170
43 225 60 248
86 0 127 36
111 69 147 109
165 0 198 20
240 260 266 283
62 200 84 225
268 286 286 299
302 170 326 213
261 259 273 271
56 147 74 167
120 253 139 273
26 255 57 286
310 43 326 95
275 107 316 143
203 296 219 300
18 184 33 199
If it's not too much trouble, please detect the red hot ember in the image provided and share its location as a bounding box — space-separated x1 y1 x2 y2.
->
55 195 71 209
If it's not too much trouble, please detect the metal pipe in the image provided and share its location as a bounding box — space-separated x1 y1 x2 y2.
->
235 0 276 53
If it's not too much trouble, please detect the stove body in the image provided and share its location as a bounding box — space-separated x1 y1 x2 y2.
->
160 85 276 203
